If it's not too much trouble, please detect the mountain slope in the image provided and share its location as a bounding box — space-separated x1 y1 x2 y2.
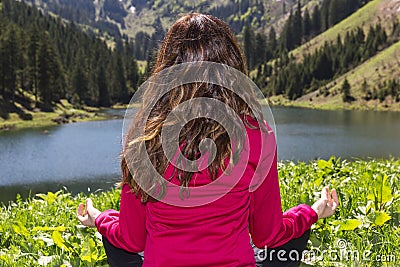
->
262 0 400 111
23 0 314 38
292 0 400 60
296 40 400 110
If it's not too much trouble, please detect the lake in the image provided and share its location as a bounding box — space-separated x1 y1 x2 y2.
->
1 107 400 203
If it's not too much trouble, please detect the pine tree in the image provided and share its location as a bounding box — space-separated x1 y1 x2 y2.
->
72 64 88 104
311 5 322 36
313 48 333 80
134 31 151 60
2 26 19 100
282 0 286 14
111 53 129 103
47 42 64 103
97 65 110 107
27 27 40 105
267 27 277 59
123 39 139 92
255 33 267 66
243 25 255 70
280 10 295 50
320 0 331 31
328 0 341 27
293 0 303 47
364 25 376 58
303 8 312 41
38 37 52 107
341 78 352 102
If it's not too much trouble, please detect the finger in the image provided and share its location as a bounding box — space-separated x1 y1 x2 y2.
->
86 198 94 211
86 198 98 215
326 187 332 201
77 214 85 223
77 203 85 216
77 215 86 224
321 187 329 200
331 189 339 209
326 187 333 207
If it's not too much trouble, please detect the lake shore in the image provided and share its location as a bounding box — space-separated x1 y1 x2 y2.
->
0 100 123 132
2 96 400 133
267 95 400 112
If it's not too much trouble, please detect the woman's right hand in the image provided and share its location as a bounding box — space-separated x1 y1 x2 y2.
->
77 198 101 228
311 187 339 219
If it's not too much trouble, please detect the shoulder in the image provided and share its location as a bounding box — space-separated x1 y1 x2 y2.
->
243 115 273 147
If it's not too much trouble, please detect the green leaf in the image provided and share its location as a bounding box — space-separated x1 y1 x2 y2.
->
373 211 391 226
47 192 56 205
317 159 331 169
339 219 362 231
36 191 58 204
380 183 393 204
33 226 67 232
81 237 97 262
12 222 29 236
314 177 323 187
367 174 393 205
52 230 71 251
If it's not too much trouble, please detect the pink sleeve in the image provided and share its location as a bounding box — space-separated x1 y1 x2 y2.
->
249 141 318 249
95 183 146 252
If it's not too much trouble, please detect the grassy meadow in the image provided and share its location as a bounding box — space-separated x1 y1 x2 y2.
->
0 157 398 266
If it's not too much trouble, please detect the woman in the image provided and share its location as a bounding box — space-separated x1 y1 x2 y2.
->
77 13 339 267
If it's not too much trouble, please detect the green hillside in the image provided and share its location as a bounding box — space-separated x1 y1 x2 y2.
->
0 0 141 130
296 40 400 111
288 0 400 111
260 0 400 111
292 0 400 59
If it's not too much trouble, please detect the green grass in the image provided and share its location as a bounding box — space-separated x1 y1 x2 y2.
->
268 94 400 112
0 157 399 266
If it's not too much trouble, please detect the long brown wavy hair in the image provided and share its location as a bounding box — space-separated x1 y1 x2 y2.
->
122 13 264 202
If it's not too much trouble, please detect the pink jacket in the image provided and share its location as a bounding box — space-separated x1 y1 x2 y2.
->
95 120 318 266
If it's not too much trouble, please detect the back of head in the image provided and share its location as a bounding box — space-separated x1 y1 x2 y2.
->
122 13 261 202
153 13 247 74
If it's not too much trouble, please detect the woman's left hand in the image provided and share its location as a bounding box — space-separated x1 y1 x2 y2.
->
311 187 339 220
77 198 101 228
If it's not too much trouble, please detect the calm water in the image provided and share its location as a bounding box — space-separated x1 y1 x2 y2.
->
1 107 400 202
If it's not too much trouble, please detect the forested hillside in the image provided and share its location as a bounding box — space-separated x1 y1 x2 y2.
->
1 0 399 114
21 0 306 61
248 0 400 110
21 0 369 60
0 0 140 115
22 0 306 36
